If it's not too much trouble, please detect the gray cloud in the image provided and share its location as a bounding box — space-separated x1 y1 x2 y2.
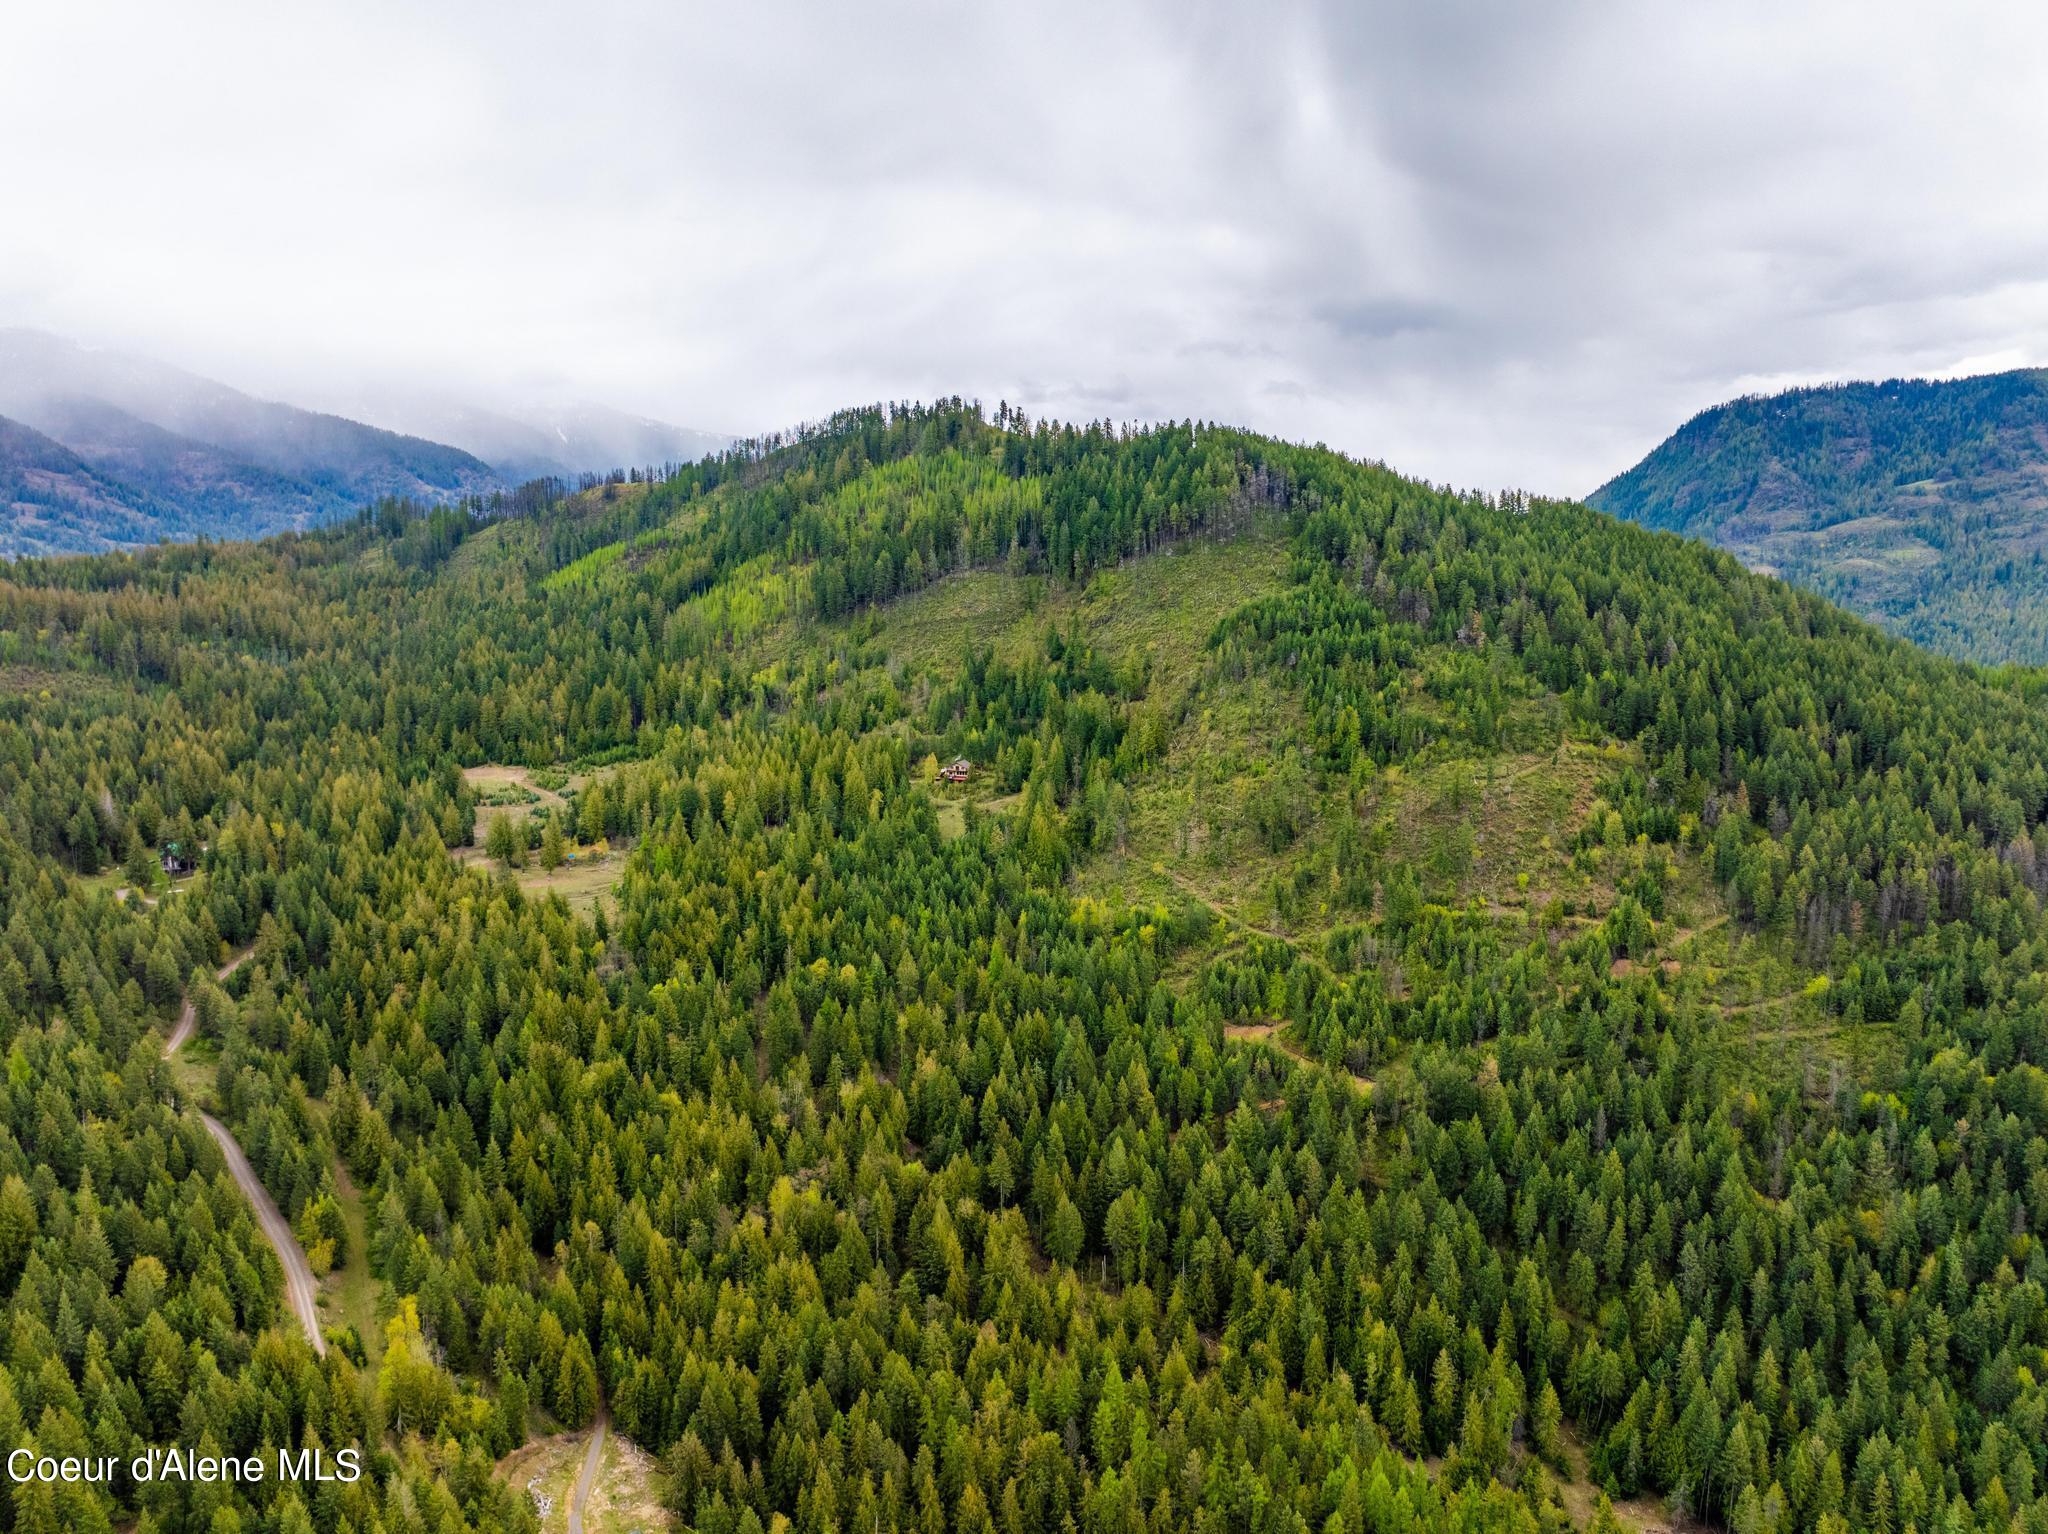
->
1315 298 1457 343
5 0 2047 495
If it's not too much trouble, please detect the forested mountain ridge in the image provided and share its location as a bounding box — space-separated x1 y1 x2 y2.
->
0 329 732 557
0 413 194 556
1590 368 2048 664
6 402 2048 1534
0 329 503 556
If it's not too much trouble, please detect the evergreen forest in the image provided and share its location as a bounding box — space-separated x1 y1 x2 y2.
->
6 401 2048 1534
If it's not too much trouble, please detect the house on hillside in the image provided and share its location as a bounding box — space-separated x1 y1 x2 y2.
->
940 758 973 784
160 841 191 875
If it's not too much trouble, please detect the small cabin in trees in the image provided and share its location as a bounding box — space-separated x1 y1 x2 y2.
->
940 758 973 784
160 841 191 875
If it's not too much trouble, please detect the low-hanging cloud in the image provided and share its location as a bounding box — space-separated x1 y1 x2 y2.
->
5 0 2047 495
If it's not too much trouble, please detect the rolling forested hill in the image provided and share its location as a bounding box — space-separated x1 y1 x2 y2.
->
1591 369 2048 664
6 403 2048 1534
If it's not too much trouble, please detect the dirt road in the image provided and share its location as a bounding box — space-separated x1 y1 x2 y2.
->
163 945 256 1056
568 1405 609 1534
161 943 324 1357
199 1111 326 1355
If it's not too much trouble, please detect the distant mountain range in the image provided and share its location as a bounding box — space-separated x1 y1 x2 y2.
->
0 415 190 552
1591 369 2048 665
0 329 731 558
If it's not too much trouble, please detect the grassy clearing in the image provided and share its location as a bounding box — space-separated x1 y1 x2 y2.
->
512 851 626 919
169 1036 221 1105
1068 533 1292 690
323 1159 384 1367
463 763 569 812
72 865 197 905
73 865 133 900
873 532 1294 870
932 537 1316 941
924 783 1022 839
1369 734 1610 912
441 518 516 579
872 569 1052 674
453 845 627 920
461 765 562 852
1553 1425 1707 1534
455 762 629 918
458 763 627 888
463 762 620 812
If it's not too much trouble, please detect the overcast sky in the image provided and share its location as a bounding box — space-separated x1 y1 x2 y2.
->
6 0 2048 495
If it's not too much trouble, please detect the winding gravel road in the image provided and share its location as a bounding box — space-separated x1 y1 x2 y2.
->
163 944 325 1355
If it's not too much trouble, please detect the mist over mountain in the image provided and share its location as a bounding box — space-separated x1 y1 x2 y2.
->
0 330 729 557
325 390 733 483
1592 368 2048 664
18 394 340 528
0 329 504 556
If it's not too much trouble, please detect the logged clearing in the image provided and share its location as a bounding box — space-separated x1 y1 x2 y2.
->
496 1425 669 1534
581 1434 671 1534
497 1433 586 1531
1371 735 1608 911
880 536 1844 1115
874 535 1292 855
870 528 1290 685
